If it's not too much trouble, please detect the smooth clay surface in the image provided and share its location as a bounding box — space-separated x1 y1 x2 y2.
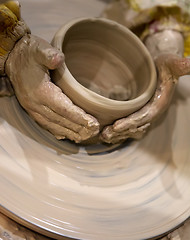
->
0 0 190 240
52 17 157 127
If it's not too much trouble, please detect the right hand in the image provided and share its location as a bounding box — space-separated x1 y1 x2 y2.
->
100 54 190 144
5 34 100 143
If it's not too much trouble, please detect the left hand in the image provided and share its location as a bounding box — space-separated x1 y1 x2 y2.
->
100 54 190 144
5 34 100 143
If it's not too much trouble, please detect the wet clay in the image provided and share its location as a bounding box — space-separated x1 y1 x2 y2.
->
52 18 157 128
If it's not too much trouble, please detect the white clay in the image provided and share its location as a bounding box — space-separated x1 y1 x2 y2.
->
52 17 157 128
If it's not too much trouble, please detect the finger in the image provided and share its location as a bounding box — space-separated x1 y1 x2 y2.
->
29 111 85 143
101 123 150 144
100 129 127 144
126 123 150 140
100 125 116 142
37 81 100 131
113 118 132 133
33 104 99 140
7 20 30 42
32 36 64 70
115 123 150 140
112 102 151 133
113 116 141 133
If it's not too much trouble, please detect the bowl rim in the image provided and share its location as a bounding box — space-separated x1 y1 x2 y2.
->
51 17 157 111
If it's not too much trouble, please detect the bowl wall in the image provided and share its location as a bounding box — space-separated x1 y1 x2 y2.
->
52 18 157 127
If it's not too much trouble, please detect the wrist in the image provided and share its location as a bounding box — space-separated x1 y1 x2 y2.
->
144 30 184 60
0 1 31 76
0 19 30 76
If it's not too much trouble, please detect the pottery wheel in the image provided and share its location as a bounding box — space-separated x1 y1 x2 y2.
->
0 0 190 240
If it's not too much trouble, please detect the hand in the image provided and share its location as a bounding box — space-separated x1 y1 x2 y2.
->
5 34 99 143
100 54 190 144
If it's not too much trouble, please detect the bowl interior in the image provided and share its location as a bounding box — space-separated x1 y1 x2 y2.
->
62 20 153 101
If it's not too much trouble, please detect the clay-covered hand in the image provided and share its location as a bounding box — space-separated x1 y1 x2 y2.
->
5 34 100 143
101 53 190 144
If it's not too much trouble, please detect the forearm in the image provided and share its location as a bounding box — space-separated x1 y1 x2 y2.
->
0 20 30 76
144 29 184 59
124 30 185 126
0 2 30 96
139 30 185 121
0 2 30 76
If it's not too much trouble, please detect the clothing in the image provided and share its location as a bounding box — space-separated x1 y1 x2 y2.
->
103 0 190 56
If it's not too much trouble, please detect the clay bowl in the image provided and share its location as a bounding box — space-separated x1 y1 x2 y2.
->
51 17 157 128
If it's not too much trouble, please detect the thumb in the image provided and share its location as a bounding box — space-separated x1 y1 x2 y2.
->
32 35 64 70
168 55 190 77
